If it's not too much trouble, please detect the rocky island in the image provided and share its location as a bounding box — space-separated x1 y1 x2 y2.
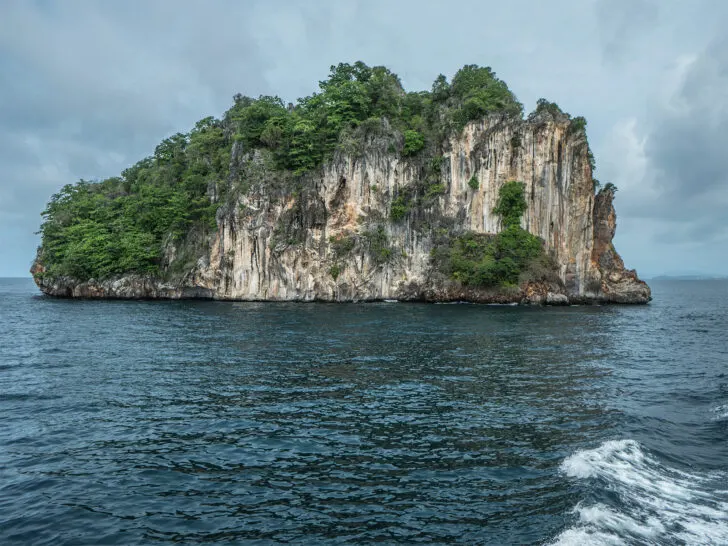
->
32 62 650 304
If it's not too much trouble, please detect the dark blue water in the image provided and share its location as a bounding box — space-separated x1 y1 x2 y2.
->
1 278 726 545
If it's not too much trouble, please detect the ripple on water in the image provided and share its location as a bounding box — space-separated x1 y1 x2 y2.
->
1 279 727 544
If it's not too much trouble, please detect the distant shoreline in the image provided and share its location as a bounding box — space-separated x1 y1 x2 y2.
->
648 275 728 281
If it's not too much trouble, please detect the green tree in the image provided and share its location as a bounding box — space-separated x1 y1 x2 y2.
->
432 180 545 288
431 74 450 102
493 181 527 227
403 130 425 156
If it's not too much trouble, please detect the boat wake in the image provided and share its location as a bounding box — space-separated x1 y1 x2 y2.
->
711 404 728 421
551 440 728 545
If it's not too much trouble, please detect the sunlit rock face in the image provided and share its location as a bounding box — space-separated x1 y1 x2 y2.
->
33 114 650 304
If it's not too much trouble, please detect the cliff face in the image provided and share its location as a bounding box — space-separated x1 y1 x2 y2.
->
591 188 650 303
33 115 650 304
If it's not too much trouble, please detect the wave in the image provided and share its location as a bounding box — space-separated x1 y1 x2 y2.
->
551 439 728 545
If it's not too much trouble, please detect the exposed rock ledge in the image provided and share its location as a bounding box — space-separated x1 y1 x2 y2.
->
30 269 649 304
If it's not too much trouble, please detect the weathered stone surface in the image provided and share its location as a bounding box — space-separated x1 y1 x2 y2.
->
546 292 569 305
32 115 650 304
589 188 651 304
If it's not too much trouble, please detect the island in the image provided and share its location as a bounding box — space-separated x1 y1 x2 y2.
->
31 62 650 304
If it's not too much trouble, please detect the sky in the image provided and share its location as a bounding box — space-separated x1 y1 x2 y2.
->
1 0 727 278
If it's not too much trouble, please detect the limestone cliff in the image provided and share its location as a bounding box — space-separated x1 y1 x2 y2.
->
32 113 650 304
591 187 650 303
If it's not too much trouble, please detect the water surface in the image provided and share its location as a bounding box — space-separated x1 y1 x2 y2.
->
1 278 726 544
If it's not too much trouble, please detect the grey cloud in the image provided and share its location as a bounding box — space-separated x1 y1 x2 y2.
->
623 36 728 243
596 0 659 63
650 39 728 197
0 0 274 275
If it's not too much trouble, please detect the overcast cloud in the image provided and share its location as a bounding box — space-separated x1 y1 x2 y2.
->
1 0 726 277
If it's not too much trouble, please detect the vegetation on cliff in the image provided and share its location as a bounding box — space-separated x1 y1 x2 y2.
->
37 117 228 280
35 61 587 282
431 181 555 288
225 62 523 174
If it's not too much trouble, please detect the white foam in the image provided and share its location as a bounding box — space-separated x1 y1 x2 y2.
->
576 503 664 539
712 404 728 421
550 527 624 546
551 439 728 545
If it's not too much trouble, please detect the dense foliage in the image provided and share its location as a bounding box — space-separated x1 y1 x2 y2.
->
432 181 550 288
225 61 523 173
35 61 570 282
37 118 229 280
447 65 523 129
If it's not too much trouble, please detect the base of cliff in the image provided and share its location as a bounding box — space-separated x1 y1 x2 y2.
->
31 271 651 305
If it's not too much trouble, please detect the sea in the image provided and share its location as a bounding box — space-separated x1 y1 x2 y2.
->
1 277 726 545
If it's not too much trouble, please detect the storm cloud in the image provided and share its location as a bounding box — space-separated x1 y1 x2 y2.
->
1 0 726 276
644 38 728 226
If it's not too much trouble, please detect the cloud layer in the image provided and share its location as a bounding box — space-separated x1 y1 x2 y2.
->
1 0 726 276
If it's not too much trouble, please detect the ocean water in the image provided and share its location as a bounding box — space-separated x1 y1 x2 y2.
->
1 278 726 545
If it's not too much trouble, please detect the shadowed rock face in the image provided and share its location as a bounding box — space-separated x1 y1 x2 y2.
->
32 115 650 304
590 189 651 303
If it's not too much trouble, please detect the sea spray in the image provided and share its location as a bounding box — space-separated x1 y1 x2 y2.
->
553 440 728 545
